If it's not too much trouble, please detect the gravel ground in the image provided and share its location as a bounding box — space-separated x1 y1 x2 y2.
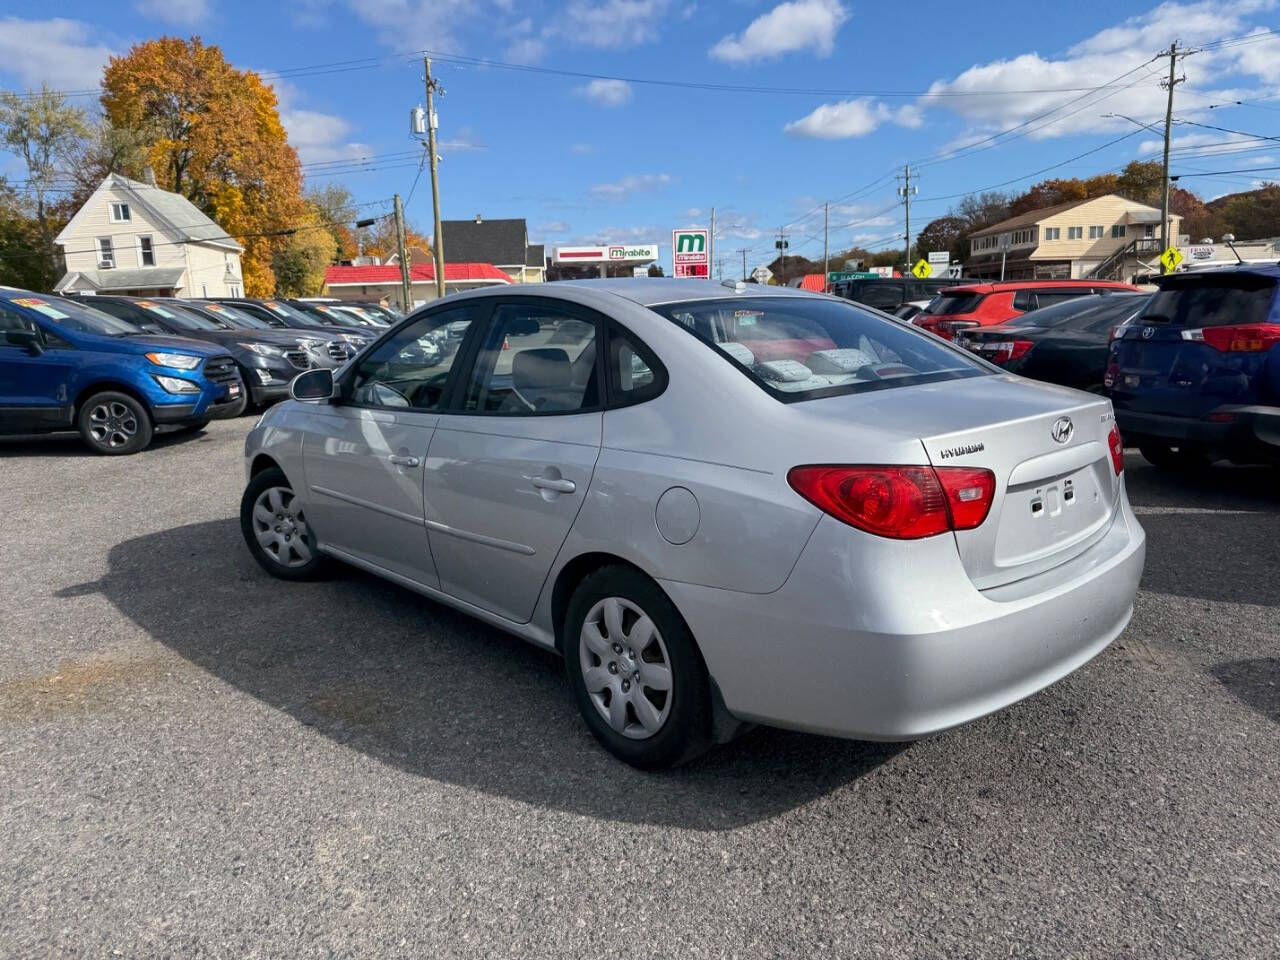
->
1 418 1277 959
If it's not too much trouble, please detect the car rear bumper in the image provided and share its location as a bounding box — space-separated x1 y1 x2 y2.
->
1116 405 1280 463
662 487 1145 741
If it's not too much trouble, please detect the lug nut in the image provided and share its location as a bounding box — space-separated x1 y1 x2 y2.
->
621 679 631 692
607 662 618 674
612 643 623 654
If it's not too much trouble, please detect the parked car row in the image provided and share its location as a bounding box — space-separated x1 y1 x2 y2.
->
949 266 1280 469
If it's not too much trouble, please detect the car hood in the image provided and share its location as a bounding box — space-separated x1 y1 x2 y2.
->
83 332 226 357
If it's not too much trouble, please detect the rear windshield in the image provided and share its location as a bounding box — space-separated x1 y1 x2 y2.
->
136 300 222 331
923 292 985 315
1141 275 1277 328
651 296 989 401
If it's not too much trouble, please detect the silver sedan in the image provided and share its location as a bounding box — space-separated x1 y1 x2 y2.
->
240 279 1146 768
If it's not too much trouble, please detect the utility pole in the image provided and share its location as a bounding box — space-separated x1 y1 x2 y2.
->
1158 41 1192 255
823 202 830 283
737 247 750 281
393 194 413 311
896 165 918 272
424 56 446 298
709 207 715 280
775 227 789 274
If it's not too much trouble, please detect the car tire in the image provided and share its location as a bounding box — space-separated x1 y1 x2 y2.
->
240 467 328 581
564 565 712 769
1138 443 1213 471
76 391 153 455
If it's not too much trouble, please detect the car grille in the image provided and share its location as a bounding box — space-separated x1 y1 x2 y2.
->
326 340 349 362
203 356 239 384
284 348 312 370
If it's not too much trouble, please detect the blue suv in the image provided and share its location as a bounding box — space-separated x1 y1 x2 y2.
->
0 288 245 454
1107 265 1280 468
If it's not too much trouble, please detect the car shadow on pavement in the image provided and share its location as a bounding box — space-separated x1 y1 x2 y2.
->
1210 658 1280 724
59 518 903 830
0 425 216 458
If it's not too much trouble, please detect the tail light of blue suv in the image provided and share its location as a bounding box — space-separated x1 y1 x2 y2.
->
787 465 996 540
1180 323 1280 353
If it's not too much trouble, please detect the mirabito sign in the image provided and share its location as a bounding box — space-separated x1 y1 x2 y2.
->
554 244 659 263
672 229 710 278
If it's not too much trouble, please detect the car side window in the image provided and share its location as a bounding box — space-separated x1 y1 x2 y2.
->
607 323 666 407
462 302 599 415
1011 290 1036 312
860 284 904 309
1036 291 1084 308
0 301 37 337
347 306 475 410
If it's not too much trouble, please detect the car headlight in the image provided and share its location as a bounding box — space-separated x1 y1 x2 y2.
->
145 351 202 370
296 338 324 350
238 342 285 357
337 332 369 344
154 375 201 394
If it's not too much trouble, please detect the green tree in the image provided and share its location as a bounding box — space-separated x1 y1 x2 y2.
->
305 183 358 260
1217 184 1280 241
915 216 967 264
272 219 338 296
0 86 90 290
0 177 49 290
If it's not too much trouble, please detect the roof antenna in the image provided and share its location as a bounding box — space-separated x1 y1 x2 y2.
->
1221 233 1244 265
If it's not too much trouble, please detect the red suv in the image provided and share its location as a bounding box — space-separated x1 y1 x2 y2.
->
915 280 1141 340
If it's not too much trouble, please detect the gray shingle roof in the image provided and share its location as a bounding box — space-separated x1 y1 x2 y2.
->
113 175 242 250
526 243 545 268
439 217 528 265
54 266 186 292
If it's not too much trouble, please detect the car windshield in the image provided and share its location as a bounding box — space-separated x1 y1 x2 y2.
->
923 292 985 315
261 300 320 325
1140 274 1277 328
298 303 361 327
10 296 140 336
652 296 989 401
196 302 272 329
1017 294 1143 329
135 300 223 331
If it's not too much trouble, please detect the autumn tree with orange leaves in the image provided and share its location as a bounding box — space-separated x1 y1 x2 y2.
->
100 37 305 295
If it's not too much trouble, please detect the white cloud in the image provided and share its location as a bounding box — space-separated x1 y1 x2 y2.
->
568 142 595 155
0 17 115 91
588 173 672 197
563 0 669 48
438 126 487 152
134 0 209 24
274 80 370 167
577 78 633 107
916 1 1280 140
785 98 891 139
710 0 848 63
534 220 571 235
342 0 496 52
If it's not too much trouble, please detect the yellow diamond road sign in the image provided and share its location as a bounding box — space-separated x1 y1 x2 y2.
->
911 259 932 279
1160 246 1184 273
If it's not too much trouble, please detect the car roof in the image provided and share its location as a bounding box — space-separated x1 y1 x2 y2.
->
551 277 829 308
936 279 1137 294
1156 263 1280 285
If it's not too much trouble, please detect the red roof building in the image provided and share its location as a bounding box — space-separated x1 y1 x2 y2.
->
797 273 827 292
324 262 512 309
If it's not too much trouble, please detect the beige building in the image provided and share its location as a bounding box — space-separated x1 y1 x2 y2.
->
54 173 245 298
965 194 1183 282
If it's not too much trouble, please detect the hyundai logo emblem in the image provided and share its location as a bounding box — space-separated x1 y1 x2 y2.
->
1142 326 1155 339
1051 416 1074 444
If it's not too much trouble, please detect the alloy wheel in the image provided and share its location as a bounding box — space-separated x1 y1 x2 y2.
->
251 486 314 568
87 401 139 449
579 596 674 740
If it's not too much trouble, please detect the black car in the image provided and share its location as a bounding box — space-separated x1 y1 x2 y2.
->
956 293 1150 392
281 299 384 330
830 277 958 313
216 298 372 360
85 296 317 408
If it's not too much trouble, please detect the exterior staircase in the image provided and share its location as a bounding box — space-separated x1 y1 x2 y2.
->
1088 238 1162 281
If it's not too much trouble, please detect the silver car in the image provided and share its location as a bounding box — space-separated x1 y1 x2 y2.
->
240 279 1146 768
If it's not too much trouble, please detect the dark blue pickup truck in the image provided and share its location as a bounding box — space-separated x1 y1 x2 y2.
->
0 287 245 454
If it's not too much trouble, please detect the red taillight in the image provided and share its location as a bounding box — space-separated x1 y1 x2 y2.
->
980 338 1035 364
787 464 996 539
1185 324 1280 352
1107 424 1124 475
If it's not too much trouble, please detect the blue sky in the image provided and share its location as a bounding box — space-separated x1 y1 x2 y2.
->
1 0 1277 273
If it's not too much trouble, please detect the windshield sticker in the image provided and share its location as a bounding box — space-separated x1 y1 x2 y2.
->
139 302 177 318
206 303 226 312
12 297 69 320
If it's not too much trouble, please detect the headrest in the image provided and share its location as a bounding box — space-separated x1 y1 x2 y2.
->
512 348 572 392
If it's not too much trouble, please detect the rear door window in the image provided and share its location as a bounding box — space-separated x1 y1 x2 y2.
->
856 283 905 310
924 292 985 315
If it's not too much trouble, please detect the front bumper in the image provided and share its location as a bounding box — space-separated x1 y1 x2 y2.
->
663 488 1146 741
1116 405 1280 464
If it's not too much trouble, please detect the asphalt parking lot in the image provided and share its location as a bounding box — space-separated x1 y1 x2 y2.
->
2 417 1277 958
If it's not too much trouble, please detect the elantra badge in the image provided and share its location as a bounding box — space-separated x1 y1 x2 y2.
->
1051 417 1074 444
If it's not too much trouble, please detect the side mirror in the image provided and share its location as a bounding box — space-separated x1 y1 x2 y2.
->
4 329 43 355
290 367 335 402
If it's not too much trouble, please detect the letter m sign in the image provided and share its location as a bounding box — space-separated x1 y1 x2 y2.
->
675 232 706 253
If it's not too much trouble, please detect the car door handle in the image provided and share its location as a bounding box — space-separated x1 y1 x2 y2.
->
526 475 576 494
389 454 420 467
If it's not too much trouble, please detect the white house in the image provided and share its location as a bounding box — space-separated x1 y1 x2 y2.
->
53 173 245 298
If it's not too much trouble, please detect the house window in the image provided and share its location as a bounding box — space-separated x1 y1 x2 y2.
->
1089 225 1104 239
139 236 155 267
1111 225 1127 238
1044 227 1061 241
97 237 115 269
1068 226 1083 240
109 202 131 223
1144 225 1155 238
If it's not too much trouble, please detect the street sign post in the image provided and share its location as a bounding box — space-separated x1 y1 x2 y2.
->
911 259 933 279
927 251 949 264
673 229 710 278
750 265 773 285
1160 246 1184 273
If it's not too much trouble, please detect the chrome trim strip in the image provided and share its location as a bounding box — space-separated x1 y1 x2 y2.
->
424 519 536 556
310 484 421 525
